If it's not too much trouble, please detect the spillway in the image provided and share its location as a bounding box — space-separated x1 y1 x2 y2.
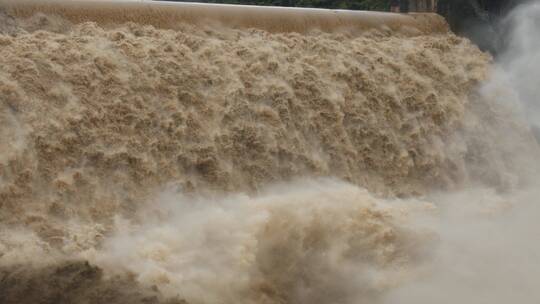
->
1 1 539 304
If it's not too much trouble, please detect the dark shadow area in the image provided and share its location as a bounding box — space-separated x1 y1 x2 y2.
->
437 0 526 54
0 261 187 304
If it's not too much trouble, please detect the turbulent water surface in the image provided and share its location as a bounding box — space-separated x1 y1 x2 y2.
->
0 3 539 304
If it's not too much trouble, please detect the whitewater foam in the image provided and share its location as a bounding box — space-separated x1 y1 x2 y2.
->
1 7 539 304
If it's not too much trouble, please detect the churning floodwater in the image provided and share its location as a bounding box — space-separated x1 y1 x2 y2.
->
0 1 539 303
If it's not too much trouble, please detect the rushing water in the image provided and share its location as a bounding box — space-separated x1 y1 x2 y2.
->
0 2 539 303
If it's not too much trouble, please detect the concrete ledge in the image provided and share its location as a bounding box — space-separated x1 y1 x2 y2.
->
0 0 449 35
